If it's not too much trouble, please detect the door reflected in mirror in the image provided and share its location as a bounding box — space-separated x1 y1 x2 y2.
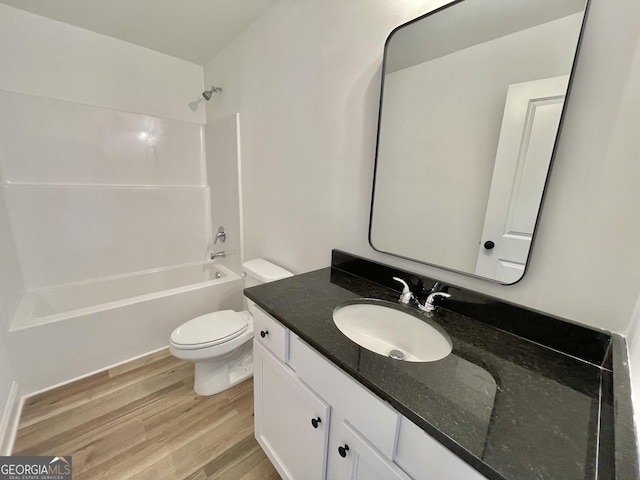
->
369 0 588 284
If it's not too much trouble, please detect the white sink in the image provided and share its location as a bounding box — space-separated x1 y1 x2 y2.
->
332 301 452 362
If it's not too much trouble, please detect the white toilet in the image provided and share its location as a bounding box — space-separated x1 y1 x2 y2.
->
169 259 293 396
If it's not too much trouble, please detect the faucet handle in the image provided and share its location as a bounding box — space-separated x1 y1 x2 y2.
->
392 277 414 305
214 226 227 244
426 291 451 303
419 292 451 313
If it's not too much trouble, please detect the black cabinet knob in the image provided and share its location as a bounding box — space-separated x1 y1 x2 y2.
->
260 330 268 338
483 241 495 250
311 417 321 429
338 444 350 458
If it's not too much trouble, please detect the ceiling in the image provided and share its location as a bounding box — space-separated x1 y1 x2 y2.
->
0 0 278 65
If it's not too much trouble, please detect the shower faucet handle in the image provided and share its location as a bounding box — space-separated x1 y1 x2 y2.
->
214 226 226 244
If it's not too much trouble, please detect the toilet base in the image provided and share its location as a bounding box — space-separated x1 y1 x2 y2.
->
193 339 253 396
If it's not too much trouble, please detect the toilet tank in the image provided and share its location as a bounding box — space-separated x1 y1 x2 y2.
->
242 259 293 289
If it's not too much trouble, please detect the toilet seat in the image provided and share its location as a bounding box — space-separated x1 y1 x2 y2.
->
170 310 248 350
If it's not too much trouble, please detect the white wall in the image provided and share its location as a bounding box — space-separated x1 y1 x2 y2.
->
0 4 205 123
204 0 640 334
0 4 208 289
619 29 640 455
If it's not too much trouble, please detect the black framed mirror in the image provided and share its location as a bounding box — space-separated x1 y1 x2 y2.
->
369 0 589 284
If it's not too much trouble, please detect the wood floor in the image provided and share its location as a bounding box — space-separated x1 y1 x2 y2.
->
13 349 281 480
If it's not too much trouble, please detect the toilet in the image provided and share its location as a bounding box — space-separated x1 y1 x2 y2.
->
169 259 293 396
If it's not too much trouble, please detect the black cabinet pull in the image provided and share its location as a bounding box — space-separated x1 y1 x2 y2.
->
260 330 268 338
338 444 349 458
311 417 321 429
483 241 495 250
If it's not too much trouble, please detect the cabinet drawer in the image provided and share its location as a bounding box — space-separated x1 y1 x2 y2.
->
395 416 488 480
251 305 287 362
293 335 399 459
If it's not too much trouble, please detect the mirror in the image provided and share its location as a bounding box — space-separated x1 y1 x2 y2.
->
369 0 588 284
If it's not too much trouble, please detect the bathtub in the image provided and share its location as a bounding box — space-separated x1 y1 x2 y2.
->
14 262 242 329
9 261 245 393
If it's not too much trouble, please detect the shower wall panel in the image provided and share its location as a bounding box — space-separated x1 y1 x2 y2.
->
0 186 23 329
0 90 208 290
0 91 205 187
5 185 208 289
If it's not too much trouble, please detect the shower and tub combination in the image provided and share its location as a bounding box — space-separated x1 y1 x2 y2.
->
11 250 293 398
12 255 293 397
8 258 246 394
3 83 250 396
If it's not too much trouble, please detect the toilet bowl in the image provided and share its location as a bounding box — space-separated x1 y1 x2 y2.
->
169 259 292 396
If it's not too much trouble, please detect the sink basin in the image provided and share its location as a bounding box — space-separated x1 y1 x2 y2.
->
332 301 452 362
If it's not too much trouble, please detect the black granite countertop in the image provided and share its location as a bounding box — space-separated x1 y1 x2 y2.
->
244 251 638 480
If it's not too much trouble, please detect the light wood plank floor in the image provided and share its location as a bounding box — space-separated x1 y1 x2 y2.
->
13 349 281 480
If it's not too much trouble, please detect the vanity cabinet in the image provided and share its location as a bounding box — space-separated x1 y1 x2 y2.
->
252 305 488 480
253 340 329 480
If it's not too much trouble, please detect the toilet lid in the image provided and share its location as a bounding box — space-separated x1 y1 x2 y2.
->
170 310 248 349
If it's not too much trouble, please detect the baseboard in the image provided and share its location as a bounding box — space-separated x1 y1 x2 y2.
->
0 382 21 455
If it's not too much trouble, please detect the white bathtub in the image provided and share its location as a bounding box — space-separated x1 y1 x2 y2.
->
9 262 245 393
15 262 240 328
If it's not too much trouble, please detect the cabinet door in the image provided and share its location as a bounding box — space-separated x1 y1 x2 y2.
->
292 335 399 458
327 414 410 480
395 417 488 480
254 340 330 480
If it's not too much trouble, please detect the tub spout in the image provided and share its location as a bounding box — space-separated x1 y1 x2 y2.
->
210 251 226 260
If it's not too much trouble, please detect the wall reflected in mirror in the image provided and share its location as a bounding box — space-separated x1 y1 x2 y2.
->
369 0 588 284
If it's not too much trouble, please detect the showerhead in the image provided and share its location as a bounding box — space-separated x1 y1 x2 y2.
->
202 85 222 101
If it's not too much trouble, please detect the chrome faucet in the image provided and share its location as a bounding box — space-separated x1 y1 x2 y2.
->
392 277 450 315
210 251 226 260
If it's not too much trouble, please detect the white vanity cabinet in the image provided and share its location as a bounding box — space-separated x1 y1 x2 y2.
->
252 306 488 480
253 340 330 480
